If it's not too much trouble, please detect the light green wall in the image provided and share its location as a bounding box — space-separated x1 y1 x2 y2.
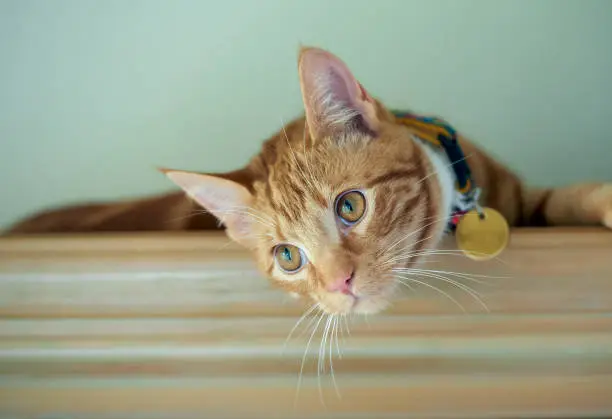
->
1 0 611 229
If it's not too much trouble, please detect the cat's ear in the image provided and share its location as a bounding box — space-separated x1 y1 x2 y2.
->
298 47 380 140
160 169 257 248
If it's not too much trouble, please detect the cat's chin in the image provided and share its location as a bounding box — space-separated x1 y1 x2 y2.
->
351 296 391 315
318 294 390 315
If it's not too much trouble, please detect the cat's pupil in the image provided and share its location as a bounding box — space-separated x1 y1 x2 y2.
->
343 199 354 213
275 244 303 273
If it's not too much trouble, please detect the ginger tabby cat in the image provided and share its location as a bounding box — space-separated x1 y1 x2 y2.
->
6 47 612 315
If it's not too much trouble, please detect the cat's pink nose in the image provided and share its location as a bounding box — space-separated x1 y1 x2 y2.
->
327 269 355 295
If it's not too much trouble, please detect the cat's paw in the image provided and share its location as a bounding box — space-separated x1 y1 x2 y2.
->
604 208 612 230
590 184 612 229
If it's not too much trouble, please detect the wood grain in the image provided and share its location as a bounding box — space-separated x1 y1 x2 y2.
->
0 228 611 418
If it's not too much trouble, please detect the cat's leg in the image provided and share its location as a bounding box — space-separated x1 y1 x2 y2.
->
522 183 612 228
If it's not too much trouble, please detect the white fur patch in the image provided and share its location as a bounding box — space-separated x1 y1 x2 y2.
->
417 138 455 227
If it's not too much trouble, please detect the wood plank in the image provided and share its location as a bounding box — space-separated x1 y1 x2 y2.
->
1 375 611 418
0 229 611 418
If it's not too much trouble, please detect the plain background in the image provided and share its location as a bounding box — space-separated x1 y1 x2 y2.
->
1 0 611 229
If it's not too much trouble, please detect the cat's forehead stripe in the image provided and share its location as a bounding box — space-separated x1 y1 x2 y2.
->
366 167 419 188
270 191 328 225
370 157 428 238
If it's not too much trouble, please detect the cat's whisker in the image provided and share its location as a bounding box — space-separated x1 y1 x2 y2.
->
384 214 449 255
422 247 511 265
295 304 326 341
317 314 333 406
211 213 274 232
175 204 277 230
390 249 510 266
283 303 319 354
382 215 443 255
333 315 342 359
343 313 352 337
425 271 489 312
406 232 437 252
378 235 432 267
328 315 341 399
380 240 511 278
318 315 331 374
216 240 236 251
334 313 346 352
395 274 467 313
407 258 442 264
380 232 438 267
395 268 492 288
166 206 271 248
223 205 275 222
337 314 345 347
295 311 325 409
397 269 489 312
415 153 474 186
217 207 276 229
394 250 473 259
281 118 318 195
398 277 416 292
163 206 232 227
373 213 442 255
297 117 319 190
170 205 279 241
395 267 508 283
390 248 492 261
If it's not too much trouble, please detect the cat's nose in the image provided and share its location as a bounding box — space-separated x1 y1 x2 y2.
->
326 269 355 295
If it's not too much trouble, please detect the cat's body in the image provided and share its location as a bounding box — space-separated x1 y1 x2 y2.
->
6 47 612 314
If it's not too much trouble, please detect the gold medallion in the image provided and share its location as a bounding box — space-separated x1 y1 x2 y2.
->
455 207 509 261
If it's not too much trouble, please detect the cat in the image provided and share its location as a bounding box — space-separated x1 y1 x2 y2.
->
6 47 612 315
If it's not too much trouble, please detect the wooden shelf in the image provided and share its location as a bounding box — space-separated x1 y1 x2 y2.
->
1 229 611 418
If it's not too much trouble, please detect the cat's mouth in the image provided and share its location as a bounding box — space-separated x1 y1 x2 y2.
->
313 269 397 315
317 287 391 315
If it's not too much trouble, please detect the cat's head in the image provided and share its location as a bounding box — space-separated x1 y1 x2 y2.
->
163 47 450 315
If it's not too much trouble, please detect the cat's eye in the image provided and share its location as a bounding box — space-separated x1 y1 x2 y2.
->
274 244 305 273
335 190 366 225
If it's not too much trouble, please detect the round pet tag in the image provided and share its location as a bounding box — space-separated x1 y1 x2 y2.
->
455 207 509 261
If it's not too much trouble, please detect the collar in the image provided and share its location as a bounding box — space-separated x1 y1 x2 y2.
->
391 110 481 233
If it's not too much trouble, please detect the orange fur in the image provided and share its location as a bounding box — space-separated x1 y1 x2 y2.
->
5 47 612 315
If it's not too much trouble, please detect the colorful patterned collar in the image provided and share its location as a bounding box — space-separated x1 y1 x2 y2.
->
391 110 481 233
